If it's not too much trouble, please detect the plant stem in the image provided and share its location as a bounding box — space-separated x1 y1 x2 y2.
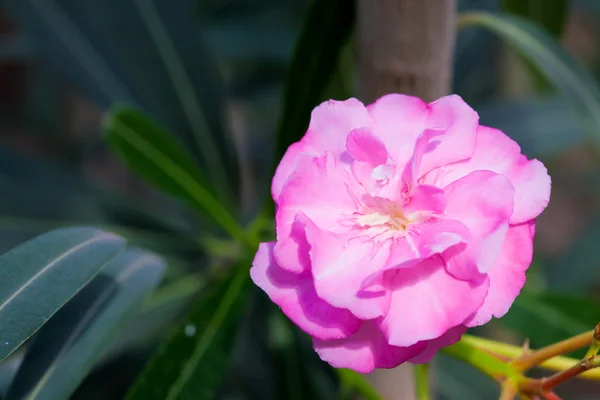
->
498 380 517 400
442 339 520 381
414 364 430 400
512 330 594 371
462 334 600 380
520 357 600 395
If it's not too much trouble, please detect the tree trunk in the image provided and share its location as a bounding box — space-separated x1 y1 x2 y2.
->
357 0 458 103
356 0 458 398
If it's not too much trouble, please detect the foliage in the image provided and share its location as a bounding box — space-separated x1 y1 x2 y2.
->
1 0 600 399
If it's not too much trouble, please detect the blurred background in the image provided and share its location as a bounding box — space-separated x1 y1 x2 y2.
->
0 0 600 399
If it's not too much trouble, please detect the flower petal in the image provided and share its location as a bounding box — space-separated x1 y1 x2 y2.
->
275 152 358 273
346 127 388 166
250 242 361 340
443 170 514 280
422 126 550 224
271 98 373 203
465 221 534 327
409 325 468 364
404 184 446 215
418 95 479 176
361 218 471 289
306 221 392 320
379 256 489 347
313 321 427 373
367 94 429 166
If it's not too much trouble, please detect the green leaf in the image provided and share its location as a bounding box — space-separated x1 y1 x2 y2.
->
103 275 203 361
0 227 125 362
478 97 583 158
501 291 600 352
4 0 237 200
546 213 600 290
103 106 247 245
5 248 166 400
275 0 355 163
458 12 600 147
502 0 569 37
125 263 250 400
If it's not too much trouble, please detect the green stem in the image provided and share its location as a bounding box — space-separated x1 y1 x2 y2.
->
414 363 430 400
442 338 521 381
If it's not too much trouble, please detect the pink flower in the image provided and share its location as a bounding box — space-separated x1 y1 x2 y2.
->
251 94 550 373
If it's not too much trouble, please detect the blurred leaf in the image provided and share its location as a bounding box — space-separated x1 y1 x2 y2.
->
103 106 247 244
546 213 600 291
125 263 250 400
275 0 355 163
458 12 600 147
203 10 296 62
502 0 569 37
478 96 584 158
501 291 600 351
337 369 383 400
4 0 237 200
6 249 166 400
0 227 125 362
103 275 203 362
437 354 499 400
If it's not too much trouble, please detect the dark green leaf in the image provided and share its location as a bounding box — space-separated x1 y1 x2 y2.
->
103 275 203 362
4 0 237 200
6 248 165 400
275 0 355 163
0 227 125 362
103 106 247 244
458 12 600 147
546 214 600 290
501 291 600 352
478 97 583 158
502 0 569 37
125 264 250 400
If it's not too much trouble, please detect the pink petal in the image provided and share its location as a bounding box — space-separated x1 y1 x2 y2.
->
465 221 534 327
367 94 429 166
409 325 468 364
422 126 550 224
313 321 427 373
404 184 446 215
271 98 373 203
379 256 489 347
346 127 388 166
418 95 479 176
273 214 311 274
306 222 392 320
275 152 357 273
250 242 361 340
361 218 471 289
402 129 445 189
272 141 310 204
443 170 514 280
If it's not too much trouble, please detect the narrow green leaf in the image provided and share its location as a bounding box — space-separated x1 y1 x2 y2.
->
0 227 125 362
4 0 237 200
458 12 600 146
125 263 250 400
502 0 569 37
501 291 600 352
103 107 247 245
275 0 355 163
5 248 166 400
103 275 203 361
